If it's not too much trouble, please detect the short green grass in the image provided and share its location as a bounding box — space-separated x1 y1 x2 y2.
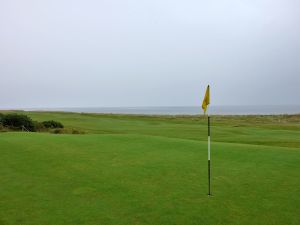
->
0 111 299 225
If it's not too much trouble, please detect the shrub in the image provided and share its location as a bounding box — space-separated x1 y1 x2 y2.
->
2 114 36 131
72 129 80 134
0 113 3 124
50 128 85 135
52 128 63 134
33 121 46 131
42 120 64 129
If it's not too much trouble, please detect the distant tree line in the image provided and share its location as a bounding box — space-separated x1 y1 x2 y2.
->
0 113 63 132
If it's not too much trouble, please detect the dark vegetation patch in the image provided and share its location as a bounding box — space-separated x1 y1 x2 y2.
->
0 113 72 134
0 113 36 131
42 120 64 129
51 128 85 134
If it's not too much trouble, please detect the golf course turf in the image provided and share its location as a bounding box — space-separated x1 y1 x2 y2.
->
0 111 299 225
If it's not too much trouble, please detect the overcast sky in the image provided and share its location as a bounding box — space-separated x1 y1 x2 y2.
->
0 0 299 108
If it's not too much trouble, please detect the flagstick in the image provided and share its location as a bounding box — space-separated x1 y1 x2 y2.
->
208 115 211 196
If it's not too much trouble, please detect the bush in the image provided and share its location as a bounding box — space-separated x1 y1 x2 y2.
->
33 121 46 131
2 114 36 131
0 113 3 124
52 128 63 134
50 128 85 135
0 124 5 132
42 120 64 129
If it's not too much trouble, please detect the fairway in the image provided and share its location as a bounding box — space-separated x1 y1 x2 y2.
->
0 112 300 225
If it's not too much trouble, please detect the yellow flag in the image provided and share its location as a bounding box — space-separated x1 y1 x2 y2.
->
202 85 210 114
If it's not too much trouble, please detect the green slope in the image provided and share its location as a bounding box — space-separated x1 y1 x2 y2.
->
0 112 299 225
25 111 300 148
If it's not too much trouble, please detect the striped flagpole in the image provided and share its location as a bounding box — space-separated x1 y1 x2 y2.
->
208 115 211 195
202 84 211 196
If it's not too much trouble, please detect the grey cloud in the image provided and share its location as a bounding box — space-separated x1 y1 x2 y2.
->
0 0 299 108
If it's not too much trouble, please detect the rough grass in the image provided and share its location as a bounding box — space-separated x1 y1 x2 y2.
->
0 111 299 225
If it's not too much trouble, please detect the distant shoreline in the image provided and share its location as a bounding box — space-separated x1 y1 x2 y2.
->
1 105 300 116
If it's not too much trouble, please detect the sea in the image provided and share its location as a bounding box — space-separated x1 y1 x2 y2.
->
21 105 300 115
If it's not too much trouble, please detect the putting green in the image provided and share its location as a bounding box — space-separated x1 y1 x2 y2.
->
0 112 299 225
